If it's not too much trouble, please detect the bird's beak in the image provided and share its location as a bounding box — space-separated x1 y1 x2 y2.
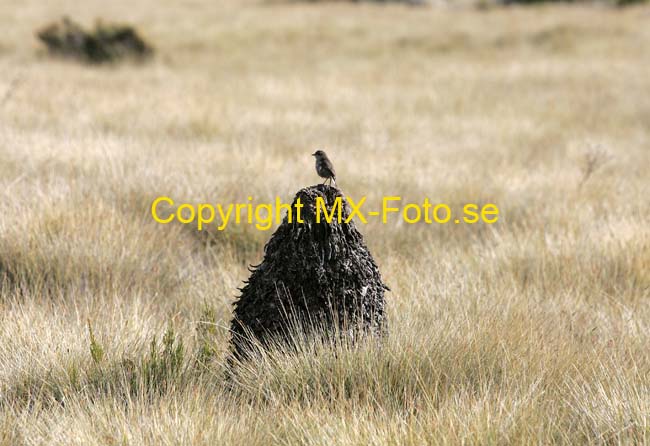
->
311 153 316 156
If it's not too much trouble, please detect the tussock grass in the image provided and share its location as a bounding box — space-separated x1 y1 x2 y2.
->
1 0 649 444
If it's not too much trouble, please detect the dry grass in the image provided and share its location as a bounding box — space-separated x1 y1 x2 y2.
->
1 1 650 444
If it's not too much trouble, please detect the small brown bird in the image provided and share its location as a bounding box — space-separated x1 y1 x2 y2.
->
312 150 337 186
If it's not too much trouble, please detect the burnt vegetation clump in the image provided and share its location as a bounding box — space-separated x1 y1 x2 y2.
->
36 17 153 64
229 184 389 360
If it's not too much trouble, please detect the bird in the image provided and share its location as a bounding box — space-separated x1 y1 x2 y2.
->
312 150 337 186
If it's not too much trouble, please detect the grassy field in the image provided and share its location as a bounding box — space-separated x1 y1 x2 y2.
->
1 1 650 444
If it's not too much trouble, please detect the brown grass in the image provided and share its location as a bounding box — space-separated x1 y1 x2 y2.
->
1 1 649 444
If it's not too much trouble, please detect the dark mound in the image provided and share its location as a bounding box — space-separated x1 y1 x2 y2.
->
36 17 153 64
229 184 388 360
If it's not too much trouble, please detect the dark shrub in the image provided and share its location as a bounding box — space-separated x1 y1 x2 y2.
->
36 17 153 64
